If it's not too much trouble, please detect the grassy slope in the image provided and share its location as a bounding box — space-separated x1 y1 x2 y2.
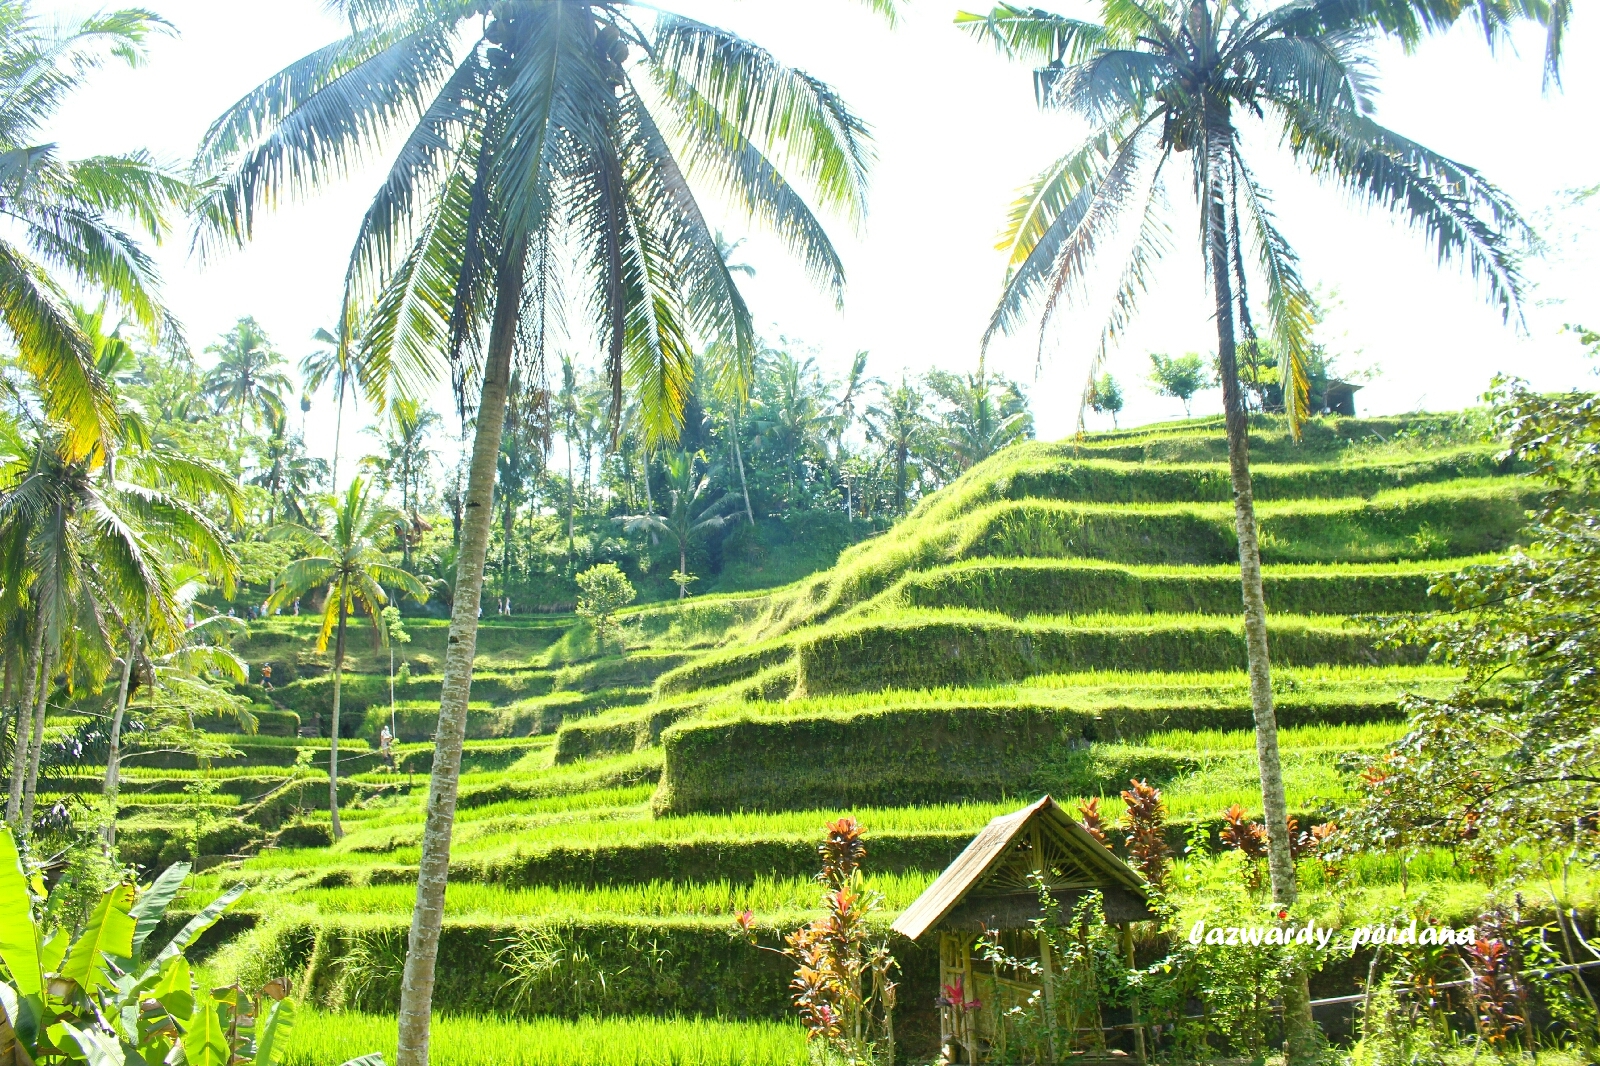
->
49 409 1585 1045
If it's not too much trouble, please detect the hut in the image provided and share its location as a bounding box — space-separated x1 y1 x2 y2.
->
893 796 1154 1063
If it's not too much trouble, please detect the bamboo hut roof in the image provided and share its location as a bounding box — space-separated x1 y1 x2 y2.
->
891 796 1151 940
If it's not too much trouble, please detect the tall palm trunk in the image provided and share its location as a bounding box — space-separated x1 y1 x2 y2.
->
330 584 348 841
20 642 56 837
1207 121 1314 1062
5 620 43 825
102 625 139 853
732 410 754 525
678 540 688 599
566 436 576 566
331 384 346 494
398 235 527 1066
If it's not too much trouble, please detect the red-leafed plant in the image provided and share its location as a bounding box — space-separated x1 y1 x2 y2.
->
1465 937 1524 1046
737 817 897 1064
1077 797 1109 847
1121 779 1170 891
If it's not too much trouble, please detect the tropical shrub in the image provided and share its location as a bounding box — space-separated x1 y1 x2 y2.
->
0 827 381 1066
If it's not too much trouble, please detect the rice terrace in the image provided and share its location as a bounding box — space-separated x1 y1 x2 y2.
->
1 1 1597 1065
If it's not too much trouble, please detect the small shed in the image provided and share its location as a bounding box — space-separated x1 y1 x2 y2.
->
894 796 1153 1063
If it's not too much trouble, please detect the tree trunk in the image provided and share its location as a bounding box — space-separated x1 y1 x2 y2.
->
330 585 348 842
1207 121 1315 1063
5 620 43 826
678 542 688 599
397 234 527 1066
20 642 56 838
102 628 138 853
640 445 654 512
732 410 755 525
566 437 576 566
331 383 345 495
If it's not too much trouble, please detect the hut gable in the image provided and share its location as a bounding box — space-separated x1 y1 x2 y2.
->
893 796 1152 940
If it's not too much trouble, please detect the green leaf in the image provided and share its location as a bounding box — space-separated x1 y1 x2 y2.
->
253 998 294 1066
60 884 137 992
129 863 190 959
54 1019 127 1066
141 883 245 980
39 928 68 975
179 993 229 1066
0 828 41 997
151 955 193 1021
0 977 41 1056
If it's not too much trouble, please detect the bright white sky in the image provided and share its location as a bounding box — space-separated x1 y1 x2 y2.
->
48 0 1600 467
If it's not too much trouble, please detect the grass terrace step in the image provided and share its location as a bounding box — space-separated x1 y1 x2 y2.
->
789 611 1421 695
656 703 1422 814
884 558 1469 617
740 480 1531 643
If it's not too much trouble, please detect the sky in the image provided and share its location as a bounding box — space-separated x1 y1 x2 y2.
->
47 0 1600 463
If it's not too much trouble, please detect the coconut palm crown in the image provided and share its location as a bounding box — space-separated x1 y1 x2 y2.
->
193 0 877 442
963 0 1530 429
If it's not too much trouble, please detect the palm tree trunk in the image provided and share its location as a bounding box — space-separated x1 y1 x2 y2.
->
640 444 654 512
1207 122 1314 1062
566 437 576 566
330 587 348 842
5 621 42 826
732 410 755 525
20 642 56 838
398 234 528 1066
679 541 688 599
102 627 138 853
331 384 345 494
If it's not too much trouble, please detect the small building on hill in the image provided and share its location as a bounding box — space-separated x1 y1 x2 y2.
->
894 796 1153 1064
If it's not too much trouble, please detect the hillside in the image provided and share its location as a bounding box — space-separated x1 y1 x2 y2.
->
46 409 1551 1054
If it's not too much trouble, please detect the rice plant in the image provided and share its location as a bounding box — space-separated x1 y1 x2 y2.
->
282 1010 807 1066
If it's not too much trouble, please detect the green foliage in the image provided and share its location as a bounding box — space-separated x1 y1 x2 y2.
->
1147 353 1212 416
1347 381 1600 875
1087 372 1124 427
278 1010 807 1066
575 564 636 653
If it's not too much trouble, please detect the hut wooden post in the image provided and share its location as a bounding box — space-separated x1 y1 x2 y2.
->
1030 825 1060 1061
1123 923 1146 1064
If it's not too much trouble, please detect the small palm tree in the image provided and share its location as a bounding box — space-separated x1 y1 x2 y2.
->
621 451 734 599
366 397 442 567
925 363 1032 475
202 317 292 438
866 376 930 515
752 352 832 501
301 323 371 493
251 408 328 526
268 478 426 840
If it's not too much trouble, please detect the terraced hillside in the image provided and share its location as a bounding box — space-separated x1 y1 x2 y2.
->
45 410 1551 1055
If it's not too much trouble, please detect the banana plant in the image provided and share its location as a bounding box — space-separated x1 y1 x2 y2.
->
0 827 379 1066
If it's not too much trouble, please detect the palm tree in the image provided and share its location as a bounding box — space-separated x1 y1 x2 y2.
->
752 351 832 502
0 3 188 465
103 588 248 852
0 416 239 837
367 397 441 566
557 355 581 561
925 363 1032 475
268 478 426 841
865 375 929 515
301 323 372 494
961 2 1530 1054
494 383 544 613
621 450 734 598
202 317 292 439
252 408 329 526
193 1 879 1056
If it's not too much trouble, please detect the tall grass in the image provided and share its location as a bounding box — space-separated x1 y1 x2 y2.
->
283 1010 807 1066
253 870 936 921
